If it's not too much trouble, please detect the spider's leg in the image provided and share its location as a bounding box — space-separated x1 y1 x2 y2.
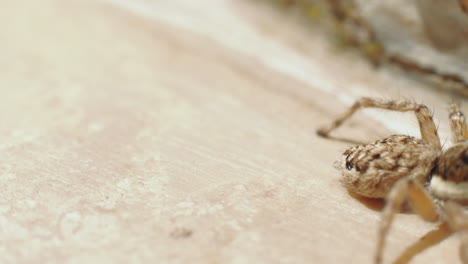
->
444 202 468 264
389 200 467 264
392 223 452 264
460 231 468 264
449 103 468 142
375 179 407 264
317 98 441 149
375 178 439 264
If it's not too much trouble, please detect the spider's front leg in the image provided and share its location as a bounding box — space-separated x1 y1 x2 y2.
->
392 223 451 264
317 98 441 149
393 201 468 264
445 202 468 264
375 177 441 264
449 103 468 143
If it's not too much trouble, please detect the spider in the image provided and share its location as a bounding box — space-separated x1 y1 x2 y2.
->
317 97 468 264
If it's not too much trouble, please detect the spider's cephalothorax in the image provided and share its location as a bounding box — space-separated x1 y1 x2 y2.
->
317 98 468 264
431 140 468 201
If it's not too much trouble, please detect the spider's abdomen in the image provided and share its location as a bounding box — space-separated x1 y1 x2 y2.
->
340 134 439 198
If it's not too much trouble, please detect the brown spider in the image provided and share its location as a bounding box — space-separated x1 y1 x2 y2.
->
317 98 468 264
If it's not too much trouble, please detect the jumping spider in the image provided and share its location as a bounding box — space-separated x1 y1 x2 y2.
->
317 98 468 264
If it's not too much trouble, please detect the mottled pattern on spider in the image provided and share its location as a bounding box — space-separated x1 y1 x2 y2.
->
317 97 468 264
341 135 437 198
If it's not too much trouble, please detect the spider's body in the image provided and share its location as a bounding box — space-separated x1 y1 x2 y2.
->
340 134 438 199
341 135 468 201
317 98 468 264
431 140 468 201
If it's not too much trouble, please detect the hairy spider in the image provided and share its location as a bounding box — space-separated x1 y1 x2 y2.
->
317 98 468 264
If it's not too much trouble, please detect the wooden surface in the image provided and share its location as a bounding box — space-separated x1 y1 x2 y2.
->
0 0 466 263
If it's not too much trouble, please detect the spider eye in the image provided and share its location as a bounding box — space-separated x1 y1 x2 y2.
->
346 161 353 170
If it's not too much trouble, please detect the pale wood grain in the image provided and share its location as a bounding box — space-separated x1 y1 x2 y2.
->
0 0 465 263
